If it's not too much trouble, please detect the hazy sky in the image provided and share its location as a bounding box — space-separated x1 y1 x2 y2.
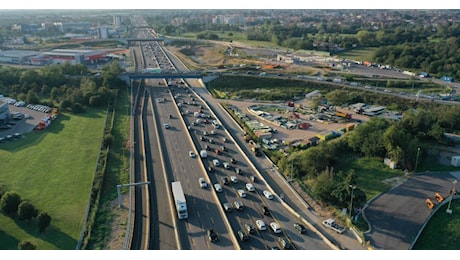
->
1 1 457 10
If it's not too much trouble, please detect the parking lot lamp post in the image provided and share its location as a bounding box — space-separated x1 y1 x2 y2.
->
415 147 421 172
349 185 356 219
446 180 457 214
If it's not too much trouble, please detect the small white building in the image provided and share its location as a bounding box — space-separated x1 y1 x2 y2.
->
384 158 398 169
451 156 460 167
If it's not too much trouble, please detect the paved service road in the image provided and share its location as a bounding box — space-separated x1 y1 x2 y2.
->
364 171 460 249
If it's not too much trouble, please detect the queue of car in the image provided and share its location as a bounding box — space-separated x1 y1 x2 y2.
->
167 81 298 249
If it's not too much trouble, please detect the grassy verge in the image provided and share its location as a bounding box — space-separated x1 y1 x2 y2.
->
0 109 106 249
413 200 460 250
87 86 131 249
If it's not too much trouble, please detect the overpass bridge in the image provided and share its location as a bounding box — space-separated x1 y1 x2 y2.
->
121 71 203 80
126 38 164 46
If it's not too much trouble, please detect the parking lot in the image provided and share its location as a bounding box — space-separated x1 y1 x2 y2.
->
0 104 54 142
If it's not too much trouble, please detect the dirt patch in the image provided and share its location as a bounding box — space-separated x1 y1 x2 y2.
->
102 194 130 250
382 176 409 188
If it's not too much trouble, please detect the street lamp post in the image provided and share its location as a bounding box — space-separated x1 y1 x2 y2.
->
446 180 458 214
415 147 421 172
349 185 356 219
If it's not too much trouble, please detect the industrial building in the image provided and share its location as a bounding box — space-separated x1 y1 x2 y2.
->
0 48 107 66
41 49 107 65
0 50 39 64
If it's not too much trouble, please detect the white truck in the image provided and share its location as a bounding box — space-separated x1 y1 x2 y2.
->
322 218 346 234
171 181 188 219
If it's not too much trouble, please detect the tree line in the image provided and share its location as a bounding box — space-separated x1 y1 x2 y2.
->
147 11 460 79
0 184 51 249
0 61 126 113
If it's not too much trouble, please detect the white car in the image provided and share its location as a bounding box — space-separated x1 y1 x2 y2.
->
233 201 244 211
230 176 238 183
256 219 267 231
189 151 196 158
163 123 170 129
270 222 281 234
246 183 255 192
223 162 230 169
237 189 247 198
199 178 207 188
214 183 223 192
212 159 220 167
263 190 273 200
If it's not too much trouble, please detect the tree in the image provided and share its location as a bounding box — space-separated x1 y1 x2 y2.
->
103 133 114 149
347 117 390 157
37 211 51 232
0 184 6 200
18 240 36 250
0 191 22 214
18 201 38 220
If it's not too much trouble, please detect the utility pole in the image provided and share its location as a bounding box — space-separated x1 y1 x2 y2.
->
415 147 421 172
349 185 356 219
117 181 150 208
446 180 457 214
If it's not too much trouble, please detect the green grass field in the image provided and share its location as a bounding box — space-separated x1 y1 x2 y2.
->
413 200 460 250
0 109 106 249
336 47 378 62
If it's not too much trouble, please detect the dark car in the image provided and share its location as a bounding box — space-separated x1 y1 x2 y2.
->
261 205 271 216
221 176 229 185
237 230 249 242
245 223 255 234
277 236 293 249
208 229 219 242
294 223 307 234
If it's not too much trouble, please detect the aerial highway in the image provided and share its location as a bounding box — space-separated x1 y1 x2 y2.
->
129 21 354 250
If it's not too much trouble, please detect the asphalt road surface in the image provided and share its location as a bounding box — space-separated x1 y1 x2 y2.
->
364 171 460 249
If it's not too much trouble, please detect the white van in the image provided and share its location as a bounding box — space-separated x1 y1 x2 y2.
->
200 150 208 158
213 159 220 167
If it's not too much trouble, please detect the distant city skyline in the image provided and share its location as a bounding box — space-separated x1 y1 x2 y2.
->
0 1 456 10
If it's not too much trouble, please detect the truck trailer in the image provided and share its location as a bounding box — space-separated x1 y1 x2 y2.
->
171 181 188 219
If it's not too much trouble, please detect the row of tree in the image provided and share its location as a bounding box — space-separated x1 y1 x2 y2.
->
0 185 51 250
0 61 126 113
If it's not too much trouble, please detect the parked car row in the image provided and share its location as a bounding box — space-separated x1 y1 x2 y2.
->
26 104 52 113
0 133 21 143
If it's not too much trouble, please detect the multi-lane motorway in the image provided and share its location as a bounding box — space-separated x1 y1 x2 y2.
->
128 23 341 250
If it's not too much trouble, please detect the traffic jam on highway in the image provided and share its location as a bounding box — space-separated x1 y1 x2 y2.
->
138 27 335 250
158 80 331 250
